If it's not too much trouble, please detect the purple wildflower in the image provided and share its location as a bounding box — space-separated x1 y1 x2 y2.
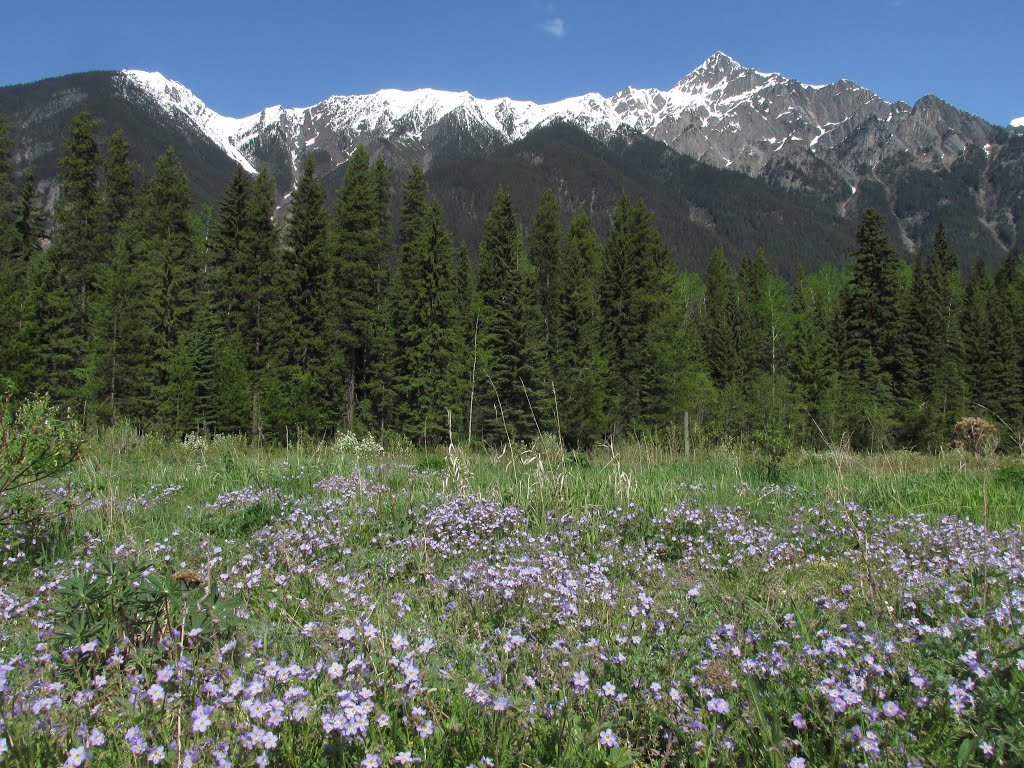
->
707 697 730 715
598 729 620 748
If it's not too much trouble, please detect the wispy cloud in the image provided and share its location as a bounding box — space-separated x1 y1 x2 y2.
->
542 16 566 37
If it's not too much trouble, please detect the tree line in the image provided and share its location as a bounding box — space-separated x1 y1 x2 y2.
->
1 112 1022 452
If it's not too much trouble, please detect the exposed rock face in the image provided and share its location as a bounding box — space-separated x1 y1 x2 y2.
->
117 52 1005 193
1 54 1021 258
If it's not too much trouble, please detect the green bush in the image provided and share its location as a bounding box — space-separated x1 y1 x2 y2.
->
52 556 239 657
0 385 83 528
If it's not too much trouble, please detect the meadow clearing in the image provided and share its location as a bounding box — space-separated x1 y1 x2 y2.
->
1 428 1023 767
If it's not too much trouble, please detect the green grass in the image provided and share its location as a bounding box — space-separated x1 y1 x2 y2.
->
55 435 1023 551
1 433 1022 767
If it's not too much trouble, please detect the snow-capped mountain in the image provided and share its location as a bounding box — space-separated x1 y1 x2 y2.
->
118 52 1001 193
1012 116 1024 128
1 54 1020 267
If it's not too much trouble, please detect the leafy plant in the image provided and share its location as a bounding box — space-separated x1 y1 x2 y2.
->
51 556 239 656
752 424 792 484
0 384 83 527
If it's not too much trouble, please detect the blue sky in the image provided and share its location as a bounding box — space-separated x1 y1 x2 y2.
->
3 0 1021 125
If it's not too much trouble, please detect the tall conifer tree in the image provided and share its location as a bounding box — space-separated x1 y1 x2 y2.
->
281 155 331 436
131 148 198 430
46 113 105 411
329 146 389 430
527 190 563 342
552 214 607 448
600 196 675 436
838 208 908 449
391 168 466 443
475 188 552 445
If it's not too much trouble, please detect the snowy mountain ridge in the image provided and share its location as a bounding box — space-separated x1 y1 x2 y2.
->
120 52 917 180
107 52 1021 259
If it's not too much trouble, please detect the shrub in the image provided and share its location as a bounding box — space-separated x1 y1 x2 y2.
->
0 386 83 528
952 416 999 457
331 431 384 460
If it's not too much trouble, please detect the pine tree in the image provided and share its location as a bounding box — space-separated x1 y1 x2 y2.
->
838 208 908 449
526 190 563 342
391 169 466 444
600 196 675 436
47 112 106 410
281 155 331 437
475 188 552 445
213 166 252 334
789 271 838 444
0 113 24 388
329 146 388 430
551 215 607 448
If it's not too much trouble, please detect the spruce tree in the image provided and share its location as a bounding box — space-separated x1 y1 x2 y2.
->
661 271 716 444
2 173 46 397
102 130 135 245
87 233 153 426
474 188 552 445
526 190 563 342
282 155 331 437
838 208 908 449
213 166 252 334
789 271 838 444
600 196 675 436
16 247 79 399
233 167 289 441
0 113 23 388
965 260 1024 442
47 112 105 411
142 149 199 430
551 215 607 448
921 225 968 446
329 146 388 430
0 112 15 253
391 170 466 444
213 330 252 435
14 174 44 258
994 252 1024 440
700 247 742 438
734 251 795 437
701 247 740 389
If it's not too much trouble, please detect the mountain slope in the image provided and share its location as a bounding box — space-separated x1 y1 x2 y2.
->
0 71 241 210
1 56 1021 268
112 54 1019 256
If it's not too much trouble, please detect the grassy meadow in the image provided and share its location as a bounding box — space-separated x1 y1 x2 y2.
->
1 429 1023 767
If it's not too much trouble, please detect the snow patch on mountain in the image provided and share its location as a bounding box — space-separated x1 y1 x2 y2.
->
122 52 856 169
1012 116 1024 128
120 53 996 188
121 70 257 173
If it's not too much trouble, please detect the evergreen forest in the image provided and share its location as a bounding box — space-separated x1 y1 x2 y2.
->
3 111 1024 454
